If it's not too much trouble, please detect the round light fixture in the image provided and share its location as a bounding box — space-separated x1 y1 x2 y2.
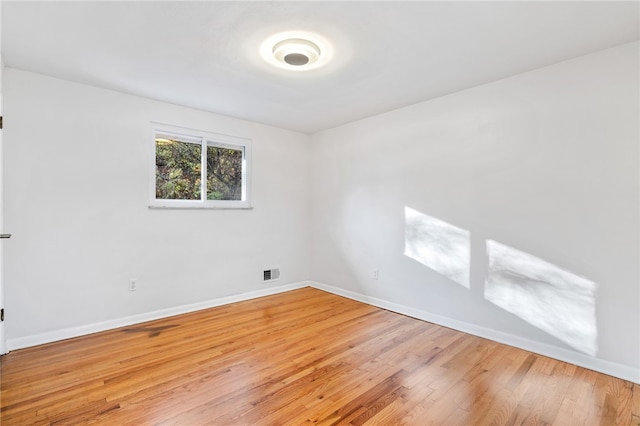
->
261 32 331 71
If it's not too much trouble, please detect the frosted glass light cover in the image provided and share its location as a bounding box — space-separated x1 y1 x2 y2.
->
261 32 331 71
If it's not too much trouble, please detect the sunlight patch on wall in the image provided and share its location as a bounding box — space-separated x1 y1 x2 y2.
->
485 240 598 356
404 207 470 288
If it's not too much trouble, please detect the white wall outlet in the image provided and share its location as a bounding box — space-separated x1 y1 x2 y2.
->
373 269 379 280
129 279 137 292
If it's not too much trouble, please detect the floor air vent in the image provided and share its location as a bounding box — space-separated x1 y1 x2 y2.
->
263 268 280 282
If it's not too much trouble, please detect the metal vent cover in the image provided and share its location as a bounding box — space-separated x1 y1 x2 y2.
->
263 268 280 281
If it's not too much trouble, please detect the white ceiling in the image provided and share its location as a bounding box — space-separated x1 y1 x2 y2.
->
2 1 639 134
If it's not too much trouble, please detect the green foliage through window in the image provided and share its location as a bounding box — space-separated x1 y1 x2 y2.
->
155 132 245 203
156 139 201 200
207 146 243 200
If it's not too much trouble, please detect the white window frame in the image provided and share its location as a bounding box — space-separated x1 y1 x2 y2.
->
150 123 252 209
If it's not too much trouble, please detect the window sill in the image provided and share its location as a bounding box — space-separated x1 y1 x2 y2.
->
149 203 253 210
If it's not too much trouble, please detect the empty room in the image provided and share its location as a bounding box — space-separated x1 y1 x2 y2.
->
1 1 639 425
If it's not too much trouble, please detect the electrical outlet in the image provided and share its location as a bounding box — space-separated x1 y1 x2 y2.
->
129 279 137 292
373 269 379 280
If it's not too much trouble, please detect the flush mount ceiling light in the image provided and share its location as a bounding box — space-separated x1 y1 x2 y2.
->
261 31 332 71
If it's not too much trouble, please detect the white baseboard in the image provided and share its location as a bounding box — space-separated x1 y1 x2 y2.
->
308 281 640 385
6 281 308 352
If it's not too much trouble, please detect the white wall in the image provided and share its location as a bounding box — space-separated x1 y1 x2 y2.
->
4 41 638 383
3 69 311 345
310 41 639 380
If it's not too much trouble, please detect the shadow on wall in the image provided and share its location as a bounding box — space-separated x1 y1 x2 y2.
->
404 206 598 357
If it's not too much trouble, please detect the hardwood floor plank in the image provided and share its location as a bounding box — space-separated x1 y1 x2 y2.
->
632 383 640 425
1 287 638 425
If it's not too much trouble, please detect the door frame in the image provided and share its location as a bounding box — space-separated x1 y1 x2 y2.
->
1 0 6 353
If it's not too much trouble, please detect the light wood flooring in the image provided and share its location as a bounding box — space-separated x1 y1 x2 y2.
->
1 287 639 425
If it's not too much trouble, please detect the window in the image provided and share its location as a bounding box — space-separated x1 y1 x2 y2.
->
151 123 251 208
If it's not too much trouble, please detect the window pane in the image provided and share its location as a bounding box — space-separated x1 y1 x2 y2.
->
155 138 202 200
206 145 243 200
